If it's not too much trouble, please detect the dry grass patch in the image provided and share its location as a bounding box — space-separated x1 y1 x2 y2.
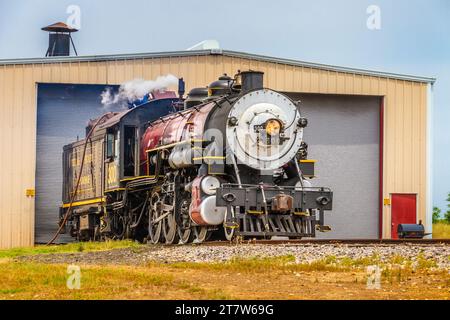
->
167 253 439 274
1 249 449 300
0 240 140 259
433 222 450 239
0 255 449 300
0 262 230 300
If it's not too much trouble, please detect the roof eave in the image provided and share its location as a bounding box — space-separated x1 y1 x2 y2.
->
0 49 436 84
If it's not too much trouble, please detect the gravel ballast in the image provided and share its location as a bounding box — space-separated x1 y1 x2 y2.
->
16 243 450 269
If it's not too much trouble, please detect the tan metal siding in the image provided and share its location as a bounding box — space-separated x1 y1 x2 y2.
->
0 54 429 247
0 65 5 248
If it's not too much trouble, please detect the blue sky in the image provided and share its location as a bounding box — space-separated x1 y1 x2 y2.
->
1 0 449 212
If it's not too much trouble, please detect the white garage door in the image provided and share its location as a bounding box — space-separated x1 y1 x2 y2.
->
287 93 381 239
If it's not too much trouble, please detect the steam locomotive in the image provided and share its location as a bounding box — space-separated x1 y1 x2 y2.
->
60 71 333 243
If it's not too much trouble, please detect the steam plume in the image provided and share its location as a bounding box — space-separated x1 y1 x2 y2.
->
101 74 178 106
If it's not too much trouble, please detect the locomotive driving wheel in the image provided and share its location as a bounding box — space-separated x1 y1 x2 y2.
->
162 194 179 244
111 211 126 240
193 226 209 243
177 197 193 244
148 191 163 244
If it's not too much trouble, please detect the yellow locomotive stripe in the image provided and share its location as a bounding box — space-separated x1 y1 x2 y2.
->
119 175 164 182
62 197 104 208
294 212 310 216
247 210 264 215
120 175 154 182
300 159 317 163
192 156 225 161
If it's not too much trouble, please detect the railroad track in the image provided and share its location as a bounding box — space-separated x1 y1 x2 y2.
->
38 238 450 246
200 238 450 246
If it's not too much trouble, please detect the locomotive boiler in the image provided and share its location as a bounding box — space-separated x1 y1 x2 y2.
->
59 71 333 244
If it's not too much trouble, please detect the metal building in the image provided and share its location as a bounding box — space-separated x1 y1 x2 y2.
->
0 49 435 248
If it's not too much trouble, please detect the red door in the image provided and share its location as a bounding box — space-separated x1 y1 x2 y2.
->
391 194 417 239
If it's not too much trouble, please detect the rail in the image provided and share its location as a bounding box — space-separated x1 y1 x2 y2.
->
198 238 450 246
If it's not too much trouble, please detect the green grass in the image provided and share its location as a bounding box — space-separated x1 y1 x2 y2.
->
0 240 141 259
0 261 231 300
167 252 439 274
433 222 450 239
0 254 447 299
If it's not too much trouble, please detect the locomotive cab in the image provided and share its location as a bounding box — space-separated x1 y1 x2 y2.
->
60 91 181 240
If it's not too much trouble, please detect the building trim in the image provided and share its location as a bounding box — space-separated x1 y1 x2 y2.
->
222 50 436 84
426 83 434 238
379 98 384 239
0 49 436 84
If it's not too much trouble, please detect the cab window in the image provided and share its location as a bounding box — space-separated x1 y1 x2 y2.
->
106 132 117 159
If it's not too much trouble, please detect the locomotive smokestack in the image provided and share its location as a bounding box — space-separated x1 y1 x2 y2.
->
241 70 264 92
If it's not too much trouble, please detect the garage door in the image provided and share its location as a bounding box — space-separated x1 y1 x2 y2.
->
36 84 118 243
287 93 381 239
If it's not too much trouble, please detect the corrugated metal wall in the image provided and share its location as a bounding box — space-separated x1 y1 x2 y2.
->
0 53 430 248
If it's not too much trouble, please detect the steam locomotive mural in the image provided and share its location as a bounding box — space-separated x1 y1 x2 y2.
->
59 71 333 243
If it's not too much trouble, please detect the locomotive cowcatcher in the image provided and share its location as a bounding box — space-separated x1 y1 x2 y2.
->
59 71 333 243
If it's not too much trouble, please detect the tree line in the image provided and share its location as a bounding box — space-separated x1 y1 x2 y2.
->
433 192 450 223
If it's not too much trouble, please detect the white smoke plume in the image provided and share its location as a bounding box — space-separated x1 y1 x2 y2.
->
100 87 116 105
101 74 178 107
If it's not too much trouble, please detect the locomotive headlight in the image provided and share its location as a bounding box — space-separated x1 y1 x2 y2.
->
265 119 282 136
201 176 221 195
